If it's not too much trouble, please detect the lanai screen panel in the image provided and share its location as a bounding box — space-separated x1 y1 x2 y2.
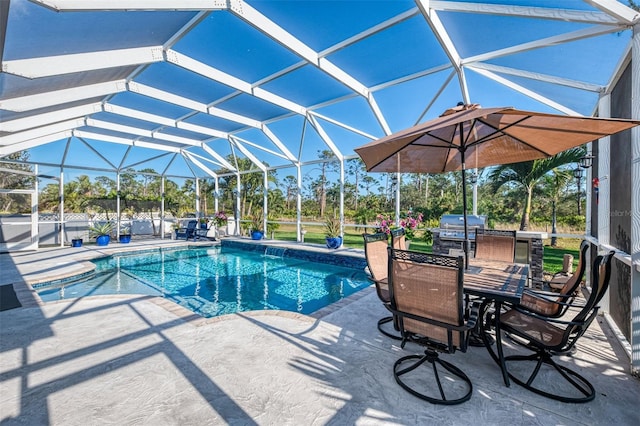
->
0 0 637 178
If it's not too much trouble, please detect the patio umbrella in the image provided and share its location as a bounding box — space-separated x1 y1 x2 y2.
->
354 103 639 266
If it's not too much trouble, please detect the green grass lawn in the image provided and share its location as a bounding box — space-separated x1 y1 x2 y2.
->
271 226 579 275
541 239 581 275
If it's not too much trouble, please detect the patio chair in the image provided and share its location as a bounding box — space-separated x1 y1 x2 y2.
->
518 240 589 318
391 228 407 250
388 249 479 405
194 220 215 241
176 220 198 240
362 232 401 340
488 250 614 403
474 229 516 263
469 228 516 344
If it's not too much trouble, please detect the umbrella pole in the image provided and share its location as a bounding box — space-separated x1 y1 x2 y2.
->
460 146 470 269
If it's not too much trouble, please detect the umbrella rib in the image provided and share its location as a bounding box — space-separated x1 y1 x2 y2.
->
415 131 459 173
366 133 427 171
468 116 555 158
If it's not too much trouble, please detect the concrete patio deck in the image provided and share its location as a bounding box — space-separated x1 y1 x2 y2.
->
1 239 639 425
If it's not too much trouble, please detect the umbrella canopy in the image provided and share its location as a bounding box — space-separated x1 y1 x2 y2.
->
355 104 640 266
355 104 639 174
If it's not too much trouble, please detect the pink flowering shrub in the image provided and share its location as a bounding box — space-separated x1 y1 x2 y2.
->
400 211 423 240
213 211 228 227
375 214 394 234
376 211 423 239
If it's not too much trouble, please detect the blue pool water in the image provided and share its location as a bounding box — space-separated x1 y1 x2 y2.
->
36 247 371 317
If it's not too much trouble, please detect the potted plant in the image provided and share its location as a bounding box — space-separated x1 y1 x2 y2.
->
119 225 131 244
250 213 264 240
89 222 112 246
199 217 208 229
213 211 228 238
324 216 342 249
71 238 83 247
213 211 228 228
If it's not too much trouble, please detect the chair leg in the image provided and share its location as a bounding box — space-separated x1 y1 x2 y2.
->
504 351 595 403
378 316 403 340
492 303 511 387
393 349 473 405
486 330 595 403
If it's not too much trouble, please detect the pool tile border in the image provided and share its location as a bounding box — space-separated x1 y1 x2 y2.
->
221 239 367 270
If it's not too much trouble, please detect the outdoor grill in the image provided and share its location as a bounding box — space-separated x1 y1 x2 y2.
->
432 214 487 256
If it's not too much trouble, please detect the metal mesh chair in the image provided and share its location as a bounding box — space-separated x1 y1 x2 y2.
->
487 250 614 403
391 227 407 250
474 229 516 263
388 249 478 405
362 232 401 340
518 240 589 318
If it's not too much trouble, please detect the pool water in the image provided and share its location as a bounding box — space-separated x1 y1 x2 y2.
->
36 247 372 317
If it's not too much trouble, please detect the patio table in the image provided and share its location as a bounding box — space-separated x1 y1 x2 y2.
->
464 259 529 304
462 259 529 387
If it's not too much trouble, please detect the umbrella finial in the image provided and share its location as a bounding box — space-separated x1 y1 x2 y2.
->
440 103 481 117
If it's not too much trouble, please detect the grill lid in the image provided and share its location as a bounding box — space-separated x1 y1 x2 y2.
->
439 214 487 229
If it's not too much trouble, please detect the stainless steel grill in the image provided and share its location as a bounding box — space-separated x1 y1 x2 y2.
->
433 214 487 255
438 214 487 240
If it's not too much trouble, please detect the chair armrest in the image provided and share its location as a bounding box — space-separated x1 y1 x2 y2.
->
522 288 575 301
511 304 591 325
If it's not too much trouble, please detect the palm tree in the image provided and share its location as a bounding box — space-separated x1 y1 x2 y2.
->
489 148 585 231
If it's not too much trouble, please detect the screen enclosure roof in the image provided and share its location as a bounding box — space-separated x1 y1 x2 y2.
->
1 0 638 178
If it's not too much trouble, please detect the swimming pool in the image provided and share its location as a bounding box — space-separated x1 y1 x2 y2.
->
36 246 372 317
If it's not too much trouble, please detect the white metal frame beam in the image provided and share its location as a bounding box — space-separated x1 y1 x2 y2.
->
584 0 640 25
0 102 103 132
228 0 392 134
0 131 72 157
230 1 369 98
429 0 622 25
0 80 127 112
182 151 219 178
166 50 307 115
0 119 86 146
468 67 580 116
464 25 624 65
467 63 604 93
104 103 229 139
29 0 229 12
2 46 164 78
228 136 266 172
415 0 469 103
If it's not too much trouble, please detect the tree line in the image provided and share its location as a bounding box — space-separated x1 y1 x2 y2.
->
1 148 587 233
